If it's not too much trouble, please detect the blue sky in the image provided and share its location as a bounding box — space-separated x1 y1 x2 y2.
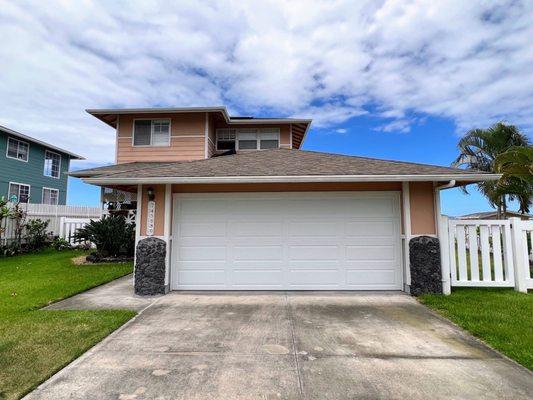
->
1 1 532 215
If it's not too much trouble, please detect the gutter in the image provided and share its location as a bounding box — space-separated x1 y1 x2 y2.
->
83 174 501 185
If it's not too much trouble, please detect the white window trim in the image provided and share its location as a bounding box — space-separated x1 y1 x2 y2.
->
215 128 237 151
42 187 59 205
215 128 280 151
44 150 62 179
6 137 29 162
8 181 31 203
132 119 172 147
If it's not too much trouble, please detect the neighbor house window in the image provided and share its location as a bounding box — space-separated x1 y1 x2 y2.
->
133 119 170 146
216 129 236 150
6 137 29 161
8 182 30 203
42 187 59 205
44 150 61 178
215 128 280 151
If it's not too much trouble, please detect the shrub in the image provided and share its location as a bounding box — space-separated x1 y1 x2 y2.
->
51 237 72 251
0 242 21 257
25 219 50 251
73 215 135 258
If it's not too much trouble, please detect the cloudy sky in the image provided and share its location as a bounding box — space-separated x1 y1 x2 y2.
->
1 0 532 214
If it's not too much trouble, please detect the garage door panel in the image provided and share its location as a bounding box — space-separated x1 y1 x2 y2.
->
289 245 340 260
346 245 396 261
178 269 226 287
229 222 283 237
179 222 226 238
231 269 283 286
346 269 398 286
288 269 341 286
172 192 402 290
179 246 226 261
345 220 397 237
179 199 229 216
288 221 340 237
233 245 283 260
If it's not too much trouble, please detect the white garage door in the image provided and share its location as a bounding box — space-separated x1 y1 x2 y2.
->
171 192 402 290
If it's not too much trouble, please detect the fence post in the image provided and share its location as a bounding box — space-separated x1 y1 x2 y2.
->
438 215 451 295
510 217 528 293
58 217 65 239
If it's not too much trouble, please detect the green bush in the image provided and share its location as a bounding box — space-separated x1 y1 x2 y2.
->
52 237 72 251
25 219 50 251
73 215 135 258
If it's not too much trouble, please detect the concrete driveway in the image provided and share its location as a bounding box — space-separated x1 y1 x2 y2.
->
28 282 532 399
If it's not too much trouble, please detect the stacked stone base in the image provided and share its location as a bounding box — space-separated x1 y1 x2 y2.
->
409 236 442 296
134 237 166 296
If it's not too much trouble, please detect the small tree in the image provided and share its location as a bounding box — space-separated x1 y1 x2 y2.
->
10 202 28 248
0 197 9 243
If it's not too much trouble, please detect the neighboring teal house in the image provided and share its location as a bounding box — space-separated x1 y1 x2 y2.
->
0 125 83 205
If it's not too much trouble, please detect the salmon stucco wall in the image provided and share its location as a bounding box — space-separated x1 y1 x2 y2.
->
117 113 206 163
409 182 436 235
140 185 166 237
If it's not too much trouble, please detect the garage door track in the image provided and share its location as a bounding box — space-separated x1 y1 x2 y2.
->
28 288 532 399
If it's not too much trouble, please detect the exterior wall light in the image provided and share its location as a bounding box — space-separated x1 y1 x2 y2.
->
147 187 155 201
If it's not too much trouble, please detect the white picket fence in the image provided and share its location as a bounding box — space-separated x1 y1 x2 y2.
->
1 203 101 244
442 216 533 293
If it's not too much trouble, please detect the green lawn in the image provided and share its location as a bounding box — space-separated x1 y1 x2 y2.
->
419 288 533 370
0 249 135 400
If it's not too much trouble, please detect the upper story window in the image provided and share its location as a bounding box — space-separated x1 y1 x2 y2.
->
133 119 170 147
42 187 59 205
6 137 29 162
216 128 280 151
9 182 30 203
44 150 61 178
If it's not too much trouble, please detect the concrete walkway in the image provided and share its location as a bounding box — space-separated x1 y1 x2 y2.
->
45 274 160 312
28 281 532 399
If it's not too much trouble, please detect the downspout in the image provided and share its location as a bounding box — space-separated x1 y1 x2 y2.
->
435 180 456 295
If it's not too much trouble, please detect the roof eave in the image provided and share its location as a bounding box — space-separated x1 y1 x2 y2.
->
82 173 501 185
0 125 85 159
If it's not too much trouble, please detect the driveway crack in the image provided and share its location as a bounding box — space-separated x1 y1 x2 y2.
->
285 292 305 399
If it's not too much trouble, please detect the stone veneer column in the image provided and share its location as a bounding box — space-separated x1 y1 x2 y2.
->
134 237 166 295
409 236 443 295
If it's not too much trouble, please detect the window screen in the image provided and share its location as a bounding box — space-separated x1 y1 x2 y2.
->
42 188 59 205
133 120 152 146
237 129 258 150
216 129 236 150
7 138 29 161
9 183 30 203
152 120 170 146
44 151 61 178
259 128 279 149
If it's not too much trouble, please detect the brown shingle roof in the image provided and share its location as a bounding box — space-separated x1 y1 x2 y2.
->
72 149 496 183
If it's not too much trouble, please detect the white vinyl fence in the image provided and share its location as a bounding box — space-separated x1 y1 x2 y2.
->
1 203 101 244
441 216 533 293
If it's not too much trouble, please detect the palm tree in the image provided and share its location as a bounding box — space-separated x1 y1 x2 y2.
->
495 146 533 184
494 146 533 214
453 122 531 218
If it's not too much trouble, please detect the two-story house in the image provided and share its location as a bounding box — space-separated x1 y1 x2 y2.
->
72 107 498 294
0 125 83 205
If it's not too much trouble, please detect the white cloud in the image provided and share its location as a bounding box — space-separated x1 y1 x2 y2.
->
336 128 348 134
374 119 412 133
0 0 532 165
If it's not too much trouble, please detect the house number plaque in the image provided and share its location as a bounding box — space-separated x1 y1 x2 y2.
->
146 200 156 236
